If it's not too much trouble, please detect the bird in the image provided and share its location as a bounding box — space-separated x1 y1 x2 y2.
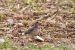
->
24 21 38 35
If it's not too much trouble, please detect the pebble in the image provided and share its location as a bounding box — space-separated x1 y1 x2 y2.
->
21 33 25 35
17 23 24 27
0 38 5 43
15 23 24 27
7 18 14 25
35 36 44 42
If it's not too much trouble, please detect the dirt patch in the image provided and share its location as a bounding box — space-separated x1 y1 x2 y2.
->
0 0 75 48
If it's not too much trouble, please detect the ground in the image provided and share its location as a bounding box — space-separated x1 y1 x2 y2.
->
0 0 75 50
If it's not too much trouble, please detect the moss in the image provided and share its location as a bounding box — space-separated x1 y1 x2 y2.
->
23 43 71 50
27 43 39 50
0 38 12 49
55 44 71 50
